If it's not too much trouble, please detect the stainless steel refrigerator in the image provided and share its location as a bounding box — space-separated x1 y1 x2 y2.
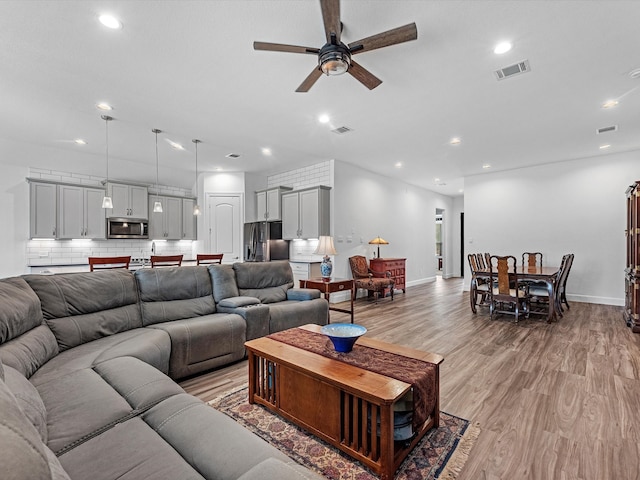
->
243 221 290 262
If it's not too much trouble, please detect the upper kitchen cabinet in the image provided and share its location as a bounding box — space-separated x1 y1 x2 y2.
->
282 186 331 240
148 195 183 240
256 186 292 221
107 183 148 219
57 185 106 239
182 198 197 240
30 181 57 239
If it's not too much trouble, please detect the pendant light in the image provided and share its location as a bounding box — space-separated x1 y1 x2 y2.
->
152 128 163 213
101 115 114 209
192 139 201 216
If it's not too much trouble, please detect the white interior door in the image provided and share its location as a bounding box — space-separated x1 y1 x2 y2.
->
206 194 241 262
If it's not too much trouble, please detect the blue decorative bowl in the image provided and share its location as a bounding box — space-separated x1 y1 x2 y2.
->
321 323 367 353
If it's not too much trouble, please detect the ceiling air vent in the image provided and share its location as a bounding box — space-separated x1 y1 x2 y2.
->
225 153 241 158
331 126 353 135
596 125 618 134
494 59 531 80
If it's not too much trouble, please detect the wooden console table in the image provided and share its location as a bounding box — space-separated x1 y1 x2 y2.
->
371 258 406 296
300 277 354 323
245 324 444 480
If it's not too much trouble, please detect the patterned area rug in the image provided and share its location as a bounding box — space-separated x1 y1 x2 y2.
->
209 386 480 479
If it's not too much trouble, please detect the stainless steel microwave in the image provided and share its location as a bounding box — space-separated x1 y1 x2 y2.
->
107 218 148 239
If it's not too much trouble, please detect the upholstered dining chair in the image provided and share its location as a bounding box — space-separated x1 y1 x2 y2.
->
196 254 223 265
88 256 131 271
468 253 491 313
348 255 395 303
150 255 183 267
488 255 529 322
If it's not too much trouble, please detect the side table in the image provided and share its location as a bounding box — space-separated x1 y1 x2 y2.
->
300 277 354 323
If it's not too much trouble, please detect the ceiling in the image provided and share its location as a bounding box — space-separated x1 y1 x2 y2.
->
2 0 640 197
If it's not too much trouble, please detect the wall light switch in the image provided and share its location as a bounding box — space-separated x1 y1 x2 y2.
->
336 235 344 242
346 236 353 243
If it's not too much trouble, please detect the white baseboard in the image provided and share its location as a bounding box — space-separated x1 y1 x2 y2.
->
565 294 624 307
327 277 437 304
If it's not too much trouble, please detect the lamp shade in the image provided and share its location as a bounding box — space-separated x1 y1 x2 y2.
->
368 236 389 259
313 236 337 256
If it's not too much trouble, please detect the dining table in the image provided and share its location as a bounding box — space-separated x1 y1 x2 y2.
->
475 265 561 322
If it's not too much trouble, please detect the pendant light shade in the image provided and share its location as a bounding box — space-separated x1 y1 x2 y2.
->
152 128 163 213
101 115 113 209
192 139 201 216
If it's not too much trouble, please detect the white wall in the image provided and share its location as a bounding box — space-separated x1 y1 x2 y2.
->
464 149 640 305
332 161 455 285
0 164 30 277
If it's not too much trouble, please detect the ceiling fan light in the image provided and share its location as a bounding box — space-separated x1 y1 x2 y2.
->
320 52 350 76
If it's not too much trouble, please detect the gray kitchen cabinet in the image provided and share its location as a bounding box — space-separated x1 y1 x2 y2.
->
255 186 292 221
107 183 148 219
182 198 197 240
57 185 106 239
148 195 183 240
281 186 331 239
29 182 57 239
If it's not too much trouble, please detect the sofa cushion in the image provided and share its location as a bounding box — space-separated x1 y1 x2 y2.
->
3 365 47 443
135 267 216 326
0 277 44 343
23 270 142 352
233 261 294 303
237 457 324 480
208 264 240 302
147 313 246 379
218 296 261 308
29 328 171 387
0 324 59 379
0 374 52 480
287 288 321 301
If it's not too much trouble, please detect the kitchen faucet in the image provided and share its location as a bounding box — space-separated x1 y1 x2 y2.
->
151 241 156 255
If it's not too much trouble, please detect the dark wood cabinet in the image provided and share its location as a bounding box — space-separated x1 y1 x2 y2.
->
371 258 406 297
625 181 640 332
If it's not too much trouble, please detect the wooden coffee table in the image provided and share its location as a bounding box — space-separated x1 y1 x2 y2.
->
245 324 444 480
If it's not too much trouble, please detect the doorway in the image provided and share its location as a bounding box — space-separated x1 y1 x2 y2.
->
435 208 444 276
205 194 242 262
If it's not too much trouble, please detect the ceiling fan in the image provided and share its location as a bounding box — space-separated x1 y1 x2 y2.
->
253 0 418 92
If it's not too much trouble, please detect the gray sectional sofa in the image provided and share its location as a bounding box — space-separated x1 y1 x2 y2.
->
0 261 328 480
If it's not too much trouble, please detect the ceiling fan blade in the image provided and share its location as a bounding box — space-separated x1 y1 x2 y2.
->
348 60 382 90
296 67 323 92
320 0 341 44
348 23 417 54
254 41 320 55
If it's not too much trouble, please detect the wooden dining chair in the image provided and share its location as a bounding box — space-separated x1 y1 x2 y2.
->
528 253 573 319
150 255 183 268
522 252 543 268
468 254 490 313
488 255 529 322
196 254 223 265
88 256 131 272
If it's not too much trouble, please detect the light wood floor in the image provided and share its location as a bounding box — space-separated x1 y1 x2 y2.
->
180 277 640 480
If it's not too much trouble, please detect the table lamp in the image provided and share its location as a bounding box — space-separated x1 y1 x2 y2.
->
313 236 337 279
368 236 389 258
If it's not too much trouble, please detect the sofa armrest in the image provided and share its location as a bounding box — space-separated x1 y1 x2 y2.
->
216 303 270 341
287 288 321 301
218 296 261 308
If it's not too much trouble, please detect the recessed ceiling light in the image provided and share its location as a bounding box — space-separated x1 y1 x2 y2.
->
96 102 112 111
449 137 461 145
482 164 491 169
599 144 611 150
394 161 403 168
601 100 619 109
261 147 272 156
318 114 330 124
215 167 223 171
74 139 87 145
494 41 512 54
166 140 184 150
434 177 440 182
458 189 464 193
99 14 122 30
